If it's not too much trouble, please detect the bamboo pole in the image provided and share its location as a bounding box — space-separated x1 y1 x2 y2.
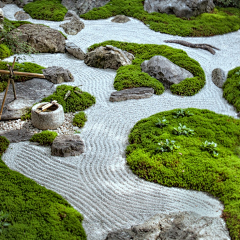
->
0 78 11 121
0 70 45 78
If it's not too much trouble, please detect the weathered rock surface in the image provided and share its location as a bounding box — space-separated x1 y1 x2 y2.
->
84 45 134 70
10 24 66 53
60 16 85 35
109 88 154 102
43 66 74 84
144 0 215 18
64 10 79 20
61 0 110 15
0 0 33 7
0 8 4 30
141 55 193 88
51 134 84 157
105 211 230 240
0 78 55 121
212 68 226 88
0 129 34 143
0 2 6 8
14 11 30 20
111 15 130 23
66 42 85 60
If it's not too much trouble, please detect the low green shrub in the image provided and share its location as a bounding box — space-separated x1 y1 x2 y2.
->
0 44 12 60
88 41 205 96
73 112 87 128
126 108 240 240
223 66 240 112
42 85 96 113
30 130 58 145
0 135 87 239
24 0 68 21
81 0 240 37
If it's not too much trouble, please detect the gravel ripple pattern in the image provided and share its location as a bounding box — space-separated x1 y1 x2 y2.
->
2 4 239 239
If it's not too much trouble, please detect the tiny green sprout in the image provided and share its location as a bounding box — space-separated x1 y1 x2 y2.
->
173 109 194 118
155 117 169 128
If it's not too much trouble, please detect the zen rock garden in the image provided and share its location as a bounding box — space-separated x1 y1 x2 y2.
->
0 0 240 240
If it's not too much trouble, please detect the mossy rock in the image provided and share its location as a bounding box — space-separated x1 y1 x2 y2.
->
30 130 58 146
126 108 240 240
73 112 87 128
88 41 205 96
0 136 87 239
81 0 240 37
42 85 96 113
0 44 12 60
223 66 240 112
24 0 68 21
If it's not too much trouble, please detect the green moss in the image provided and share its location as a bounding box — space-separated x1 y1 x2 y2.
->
0 81 8 93
42 85 96 113
0 135 87 239
73 112 87 128
3 18 32 33
223 66 240 112
0 44 12 60
30 131 58 145
88 41 205 96
24 0 68 21
126 108 240 240
81 0 240 37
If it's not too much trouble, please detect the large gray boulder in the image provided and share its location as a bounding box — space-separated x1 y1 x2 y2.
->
105 211 230 240
141 55 193 88
43 66 74 84
0 8 4 30
10 24 66 53
0 0 33 7
212 68 226 88
144 0 215 18
84 45 134 70
61 0 110 15
14 11 30 21
60 16 85 35
66 42 85 60
0 78 55 121
109 88 154 102
51 134 84 157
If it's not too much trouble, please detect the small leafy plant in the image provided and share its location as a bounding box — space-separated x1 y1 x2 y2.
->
30 131 58 146
173 109 194 118
156 139 180 153
0 211 11 234
155 117 169 128
172 123 195 136
201 140 219 157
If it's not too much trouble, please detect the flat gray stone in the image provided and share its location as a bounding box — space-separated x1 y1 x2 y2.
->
212 68 226 88
0 78 55 121
51 134 84 157
0 129 34 143
66 42 85 60
111 15 130 23
14 11 30 20
109 87 154 102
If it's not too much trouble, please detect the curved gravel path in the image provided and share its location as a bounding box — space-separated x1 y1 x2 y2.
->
2 4 240 239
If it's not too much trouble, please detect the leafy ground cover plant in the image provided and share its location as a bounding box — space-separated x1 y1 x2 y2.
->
42 85 96 113
73 112 87 128
156 139 180 153
81 0 240 37
201 140 219 157
0 211 11 234
24 0 68 21
223 66 240 112
155 117 169 128
173 109 194 118
126 108 240 239
30 130 58 145
0 135 87 239
88 41 205 96
172 123 195 136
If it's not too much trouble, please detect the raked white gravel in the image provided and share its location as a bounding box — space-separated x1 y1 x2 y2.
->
2 4 240 239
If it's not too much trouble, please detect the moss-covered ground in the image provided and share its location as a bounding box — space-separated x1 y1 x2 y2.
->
88 41 205 96
223 66 240 112
30 131 58 146
73 112 87 128
24 0 68 21
81 0 240 37
0 136 87 239
126 108 240 239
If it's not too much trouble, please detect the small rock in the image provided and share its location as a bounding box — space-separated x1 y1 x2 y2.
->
111 15 130 23
109 87 154 102
212 68 226 88
66 42 85 60
60 16 85 35
64 10 79 20
43 66 74 84
14 11 30 20
51 134 84 157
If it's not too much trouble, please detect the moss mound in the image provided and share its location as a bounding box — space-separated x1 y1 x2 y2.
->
0 136 87 239
0 44 12 60
24 0 68 21
81 0 240 37
73 112 87 128
126 108 240 239
223 66 240 112
30 131 58 146
42 85 96 113
88 41 205 96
